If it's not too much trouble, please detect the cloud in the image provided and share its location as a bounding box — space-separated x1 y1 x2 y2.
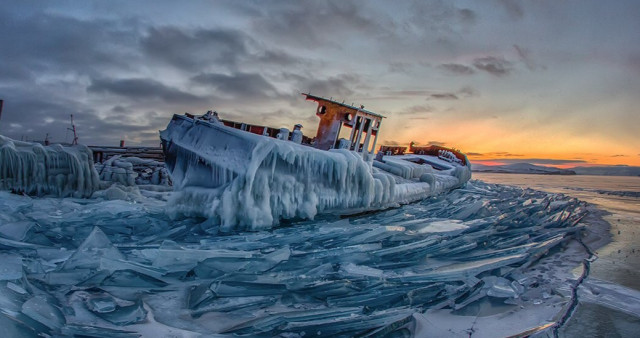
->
380 140 405 146
254 49 303 66
428 141 447 146
406 2 477 37
429 93 459 100
458 8 477 24
497 0 524 20
439 63 475 75
513 44 544 71
249 1 389 47
479 152 523 157
389 62 413 74
284 73 362 100
610 154 627 157
0 9 138 78
426 86 478 100
458 86 479 97
473 56 513 76
88 78 207 104
141 26 248 71
192 72 279 99
397 105 435 115
482 158 588 165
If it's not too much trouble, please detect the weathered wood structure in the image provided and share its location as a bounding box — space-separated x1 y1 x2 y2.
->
303 93 385 155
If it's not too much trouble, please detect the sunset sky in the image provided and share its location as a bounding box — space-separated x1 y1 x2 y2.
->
1 1 638 167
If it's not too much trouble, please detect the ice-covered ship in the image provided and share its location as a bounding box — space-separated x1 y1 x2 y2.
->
160 93 471 230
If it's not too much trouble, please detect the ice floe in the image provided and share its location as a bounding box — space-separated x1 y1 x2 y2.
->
0 178 612 336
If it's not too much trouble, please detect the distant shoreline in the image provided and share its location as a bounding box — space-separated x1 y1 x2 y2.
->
473 170 576 176
473 170 640 177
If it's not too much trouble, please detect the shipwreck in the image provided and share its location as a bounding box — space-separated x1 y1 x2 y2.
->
160 93 472 229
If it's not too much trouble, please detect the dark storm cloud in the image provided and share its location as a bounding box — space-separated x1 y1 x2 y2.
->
141 26 248 71
439 63 475 75
0 91 161 146
255 49 303 66
192 72 279 98
249 1 389 47
0 8 137 78
0 7 170 145
473 56 513 76
88 78 207 104
141 25 309 72
0 95 87 141
284 73 361 100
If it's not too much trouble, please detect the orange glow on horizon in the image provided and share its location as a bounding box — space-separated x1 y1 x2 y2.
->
380 116 640 168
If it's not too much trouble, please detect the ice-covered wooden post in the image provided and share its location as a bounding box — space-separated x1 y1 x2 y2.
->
303 93 384 155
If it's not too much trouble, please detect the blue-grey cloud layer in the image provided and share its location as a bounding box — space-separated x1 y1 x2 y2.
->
0 0 638 155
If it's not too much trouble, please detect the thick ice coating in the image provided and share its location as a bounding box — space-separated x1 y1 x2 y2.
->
0 135 99 197
160 115 471 230
0 180 613 337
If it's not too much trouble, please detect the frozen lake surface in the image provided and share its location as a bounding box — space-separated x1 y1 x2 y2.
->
475 173 640 337
0 176 634 336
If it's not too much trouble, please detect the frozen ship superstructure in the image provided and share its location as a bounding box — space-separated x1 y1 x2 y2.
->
160 94 471 229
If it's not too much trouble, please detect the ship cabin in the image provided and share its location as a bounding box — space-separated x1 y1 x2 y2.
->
186 94 385 157
303 93 385 155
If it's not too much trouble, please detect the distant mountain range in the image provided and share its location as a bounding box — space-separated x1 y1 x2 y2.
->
472 163 640 177
473 163 576 175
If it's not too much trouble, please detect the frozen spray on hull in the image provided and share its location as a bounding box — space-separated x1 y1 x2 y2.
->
160 113 472 231
0 135 99 197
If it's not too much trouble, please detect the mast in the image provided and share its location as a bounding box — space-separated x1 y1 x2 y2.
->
68 114 78 145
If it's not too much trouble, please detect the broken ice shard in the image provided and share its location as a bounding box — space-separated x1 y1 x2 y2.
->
92 300 148 326
0 254 23 280
62 227 125 271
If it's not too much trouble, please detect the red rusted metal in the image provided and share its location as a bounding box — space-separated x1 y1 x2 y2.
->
378 145 406 155
302 93 385 151
409 142 466 165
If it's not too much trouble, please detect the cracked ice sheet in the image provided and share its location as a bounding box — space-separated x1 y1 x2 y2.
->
0 180 611 336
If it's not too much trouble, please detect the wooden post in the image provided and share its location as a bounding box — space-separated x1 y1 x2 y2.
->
348 112 358 149
370 120 381 155
362 119 373 155
354 117 367 152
